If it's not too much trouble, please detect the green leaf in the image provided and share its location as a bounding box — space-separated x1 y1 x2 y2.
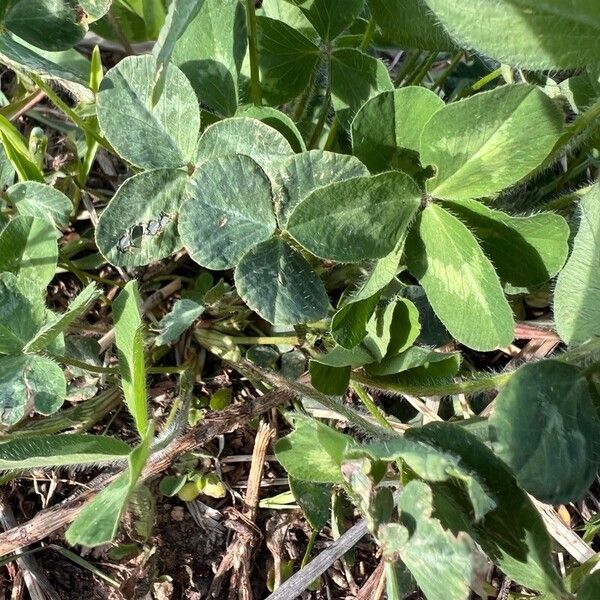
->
80 0 112 21
370 0 458 52
0 33 92 103
366 346 461 378
440 198 569 287
287 171 420 262
113 281 149 437
0 434 131 470
490 361 600 504
235 237 329 326
276 150 369 226
408 423 566 596
2 0 87 51
275 415 354 483
0 215 58 288
386 297 421 356
555 183 600 345
180 155 276 270
24 284 100 353
405 204 514 351
380 481 477 600
579 573 600 600
331 239 406 349
0 354 66 425
425 0 600 70
300 0 364 41
289 477 331 530
66 428 153 547
0 272 46 354
421 85 564 201
170 0 246 117
352 87 444 174
6 181 72 229
95 168 188 268
97 55 200 169
309 360 351 395
152 0 206 104
331 295 381 351
0 113 44 182
154 299 204 346
237 105 306 153
196 117 293 181
330 49 393 129
352 438 494 520
256 16 320 104
0 143 15 188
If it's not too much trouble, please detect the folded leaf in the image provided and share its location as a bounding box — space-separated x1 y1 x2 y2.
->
554 183 600 344
97 55 200 169
0 354 66 425
0 33 92 103
66 427 153 547
113 282 149 437
237 105 306 153
24 283 100 353
405 204 514 351
490 361 600 504
421 85 564 201
0 434 131 470
0 272 47 354
180 155 276 270
170 0 246 116
287 171 420 262
154 299 204 346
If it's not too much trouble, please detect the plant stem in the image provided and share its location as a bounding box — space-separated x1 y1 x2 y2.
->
231 359 387 438
293 70 316 123
308 91 331 149
245 0 262 105
196 329 300 346
323 116 340 151
351 383 393 430
32 77 111 151
408 49 440 86
433 51 463 91
352 370 513 397
48 354 118 375
457 67 502 99
301 529 319 569
359 18 377 51
394 50 420 86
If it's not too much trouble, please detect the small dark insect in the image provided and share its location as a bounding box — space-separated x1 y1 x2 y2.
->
117 230 133 253
145 212 173 236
